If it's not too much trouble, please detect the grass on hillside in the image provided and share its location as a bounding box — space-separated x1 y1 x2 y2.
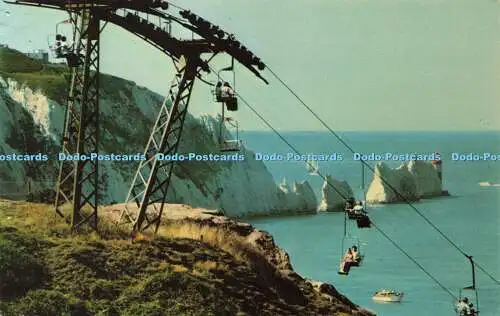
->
0 47 71 103
3 71 69 104
0 200 254 262
0 199 360 316
0 47 44 73
0 47 138 105
0 200 316 316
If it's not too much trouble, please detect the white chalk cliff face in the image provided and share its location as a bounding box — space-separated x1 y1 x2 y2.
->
276 178 318 213
407 160 443 198
317 175 354 212
0 74 317 217
366 161 443 203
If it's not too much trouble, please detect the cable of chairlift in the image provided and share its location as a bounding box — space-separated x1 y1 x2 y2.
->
6 0 491 308
233 89 460 302
264 65 500 287
165 1 183 11
206 61 494 301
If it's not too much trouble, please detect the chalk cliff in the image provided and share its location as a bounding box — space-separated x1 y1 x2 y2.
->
366 160 445 203
276 178 318 213
0 48 318 217
317 175 354 212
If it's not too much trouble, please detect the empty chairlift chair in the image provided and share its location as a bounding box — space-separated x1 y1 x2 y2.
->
219 117 242 152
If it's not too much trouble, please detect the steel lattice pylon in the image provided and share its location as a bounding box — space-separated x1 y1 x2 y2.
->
54 9 100 231
120 55 199 233
6 0 267 234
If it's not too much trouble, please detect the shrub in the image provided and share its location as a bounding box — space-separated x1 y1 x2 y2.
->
121 302 164 316
27 188 56 203
0 236 47 299
11 290 70 316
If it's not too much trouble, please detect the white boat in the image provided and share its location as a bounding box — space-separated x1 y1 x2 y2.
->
372 289 404 303
479 181 500 187
306 160 319 175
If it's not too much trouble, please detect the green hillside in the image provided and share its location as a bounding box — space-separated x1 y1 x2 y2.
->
0 200 368 316
0 47 133 105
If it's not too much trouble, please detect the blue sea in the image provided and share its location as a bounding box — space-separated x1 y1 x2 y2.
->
243 131 500 316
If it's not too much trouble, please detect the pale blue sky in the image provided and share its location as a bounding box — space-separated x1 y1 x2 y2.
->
1 0 499 131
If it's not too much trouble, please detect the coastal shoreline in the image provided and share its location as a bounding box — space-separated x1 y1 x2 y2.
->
0 199 375 315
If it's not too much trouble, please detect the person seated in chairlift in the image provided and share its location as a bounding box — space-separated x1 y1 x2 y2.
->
455 297 472 315
353 201 365 213
351 246 361 263
54 34 63 57
339 248 355 273
468 303 477 315
215 81 222 101
345 198 355 210
220 82 235 100
60 36 70 56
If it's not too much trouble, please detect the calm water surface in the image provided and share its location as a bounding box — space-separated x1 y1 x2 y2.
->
244 132 500 316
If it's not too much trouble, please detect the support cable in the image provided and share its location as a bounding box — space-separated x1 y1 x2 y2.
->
264 66 500 287
370 221 458 300
64 0 497 290
205 61 494 297
234 91 458 302
166 1 183 10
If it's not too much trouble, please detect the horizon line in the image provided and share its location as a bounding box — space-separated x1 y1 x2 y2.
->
240 130 500 133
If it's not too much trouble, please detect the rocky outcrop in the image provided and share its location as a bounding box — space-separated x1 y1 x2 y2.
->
306 281 375 316
102 203 374 315
366 161 446 203
317 175 354 212
408 160 443 197
276 178 318 214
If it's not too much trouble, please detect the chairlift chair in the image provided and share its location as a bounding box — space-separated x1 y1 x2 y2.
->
51 20 70 57
337 242 351 275
347 210 357 220
347 200 371 228
356 214 371 228
48 19 80 67
341 212 365 267
342 235 364 267
355 163 371 228
455 256 480 315
219 117 242 152
216 57 242 152
345 197 357 220
215 57 238 111
338 266 349 275
337 248 355 275
456 288 479 316
338 212 365 275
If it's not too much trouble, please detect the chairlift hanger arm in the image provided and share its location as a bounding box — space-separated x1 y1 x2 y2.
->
178 9 268 85
101 11 181 60
6 0 267 84
196 74 214 86
99 10 214 72
3 0 60 10
464 255 477 290
195 52 219 85
4 0 166 11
